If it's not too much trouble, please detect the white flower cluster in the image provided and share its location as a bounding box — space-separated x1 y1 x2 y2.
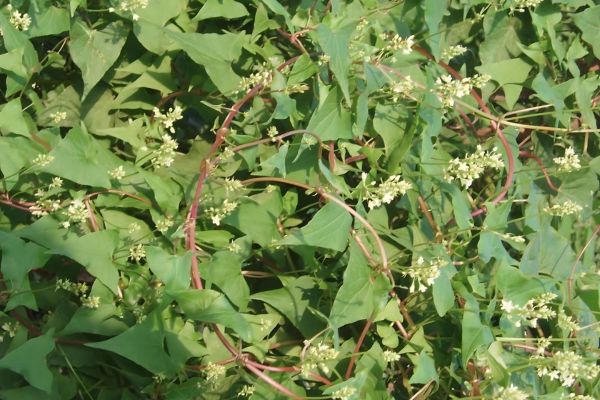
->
49 177 63 189
435 74 490 107
0 322 18 342
444 145 503 189
565 395 595 400
7 5 31 31
536 350 600 387
380 33 415 55
151 134 178 168
156 217 174 233
383 350 401 363
363 174 412 210
55 279 100 309
501 292 557 328
206 199 238 226
331 386 357 400
50 111 67 124
237 385 255 398
204 362 226 387
544 200 582 217
109 0 149 20
403 256 444 293
386 76 415 102
267 126 278 141
510 0 544 13
109 165 126 181
223 178 244 193
238 63 272 93
553 147 581 173
153 106 183 134
493 384 528 400
557 310 580 333
61 199 88 228
129 243 146 262
283 83 309 94
301 342 340 376
30 191 61 218
441 45 467 60
32 154 55 167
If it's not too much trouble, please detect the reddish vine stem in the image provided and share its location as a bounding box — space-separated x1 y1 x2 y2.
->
518 151 559 192
344 318 373 379
185 56 300 292
417 195 442 242
414 46 516 216
245 362 303 399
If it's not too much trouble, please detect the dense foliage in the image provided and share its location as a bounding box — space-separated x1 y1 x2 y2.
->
0 0 599 399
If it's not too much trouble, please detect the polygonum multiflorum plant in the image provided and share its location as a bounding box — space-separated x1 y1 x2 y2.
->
0 0 598 399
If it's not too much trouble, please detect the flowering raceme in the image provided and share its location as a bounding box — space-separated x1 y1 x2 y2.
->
444 145 503 188
553 147 581 173
435 74 490 107
501 292 557 328
363 174 412 209
404 257 444 293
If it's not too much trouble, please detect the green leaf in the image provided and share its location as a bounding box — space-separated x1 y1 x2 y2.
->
279 201 352 252
44 125 122 188
423 0 446 59
223 189 283 247
329 241 391 328
68 21 128 98
574 5 600 59
194 0 249 20
409 351 438 384
460 289 493 367
306 87 353 141
251 276 325 338
27 6 69 38
168 289 252 342
87 312 178 374
0 330 55 393
315 19 356 103
167 31 248 94
480 12 522 63
0 231 49 310
146 247 192 291
519 224 578 280
432 265 455 317
199 251 250 311
476 58 532 109
50 230 120 294
0 99 31 137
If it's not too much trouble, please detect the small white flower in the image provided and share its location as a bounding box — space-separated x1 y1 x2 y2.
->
510 0 544 13
228 241 241 254
364 175 412 210
331 386 357 400
128 243 146 262
109 165 126 181
81 295 100 309
204 362 226 386
50 111 67 124
237 385 255 398
441 45 467 60
49 177 63 190
238 62 273 92
153 106 183 134
32 154 55 167
403 257 443 293
553 147 581 173
544 200 582 217
151 134 178 168
64 199 88 225
9 10 31 31
444 145 503 188
383 350 401 363
267 126 279 141
156 217 173 233
493 384 528 400
128 222 141 234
